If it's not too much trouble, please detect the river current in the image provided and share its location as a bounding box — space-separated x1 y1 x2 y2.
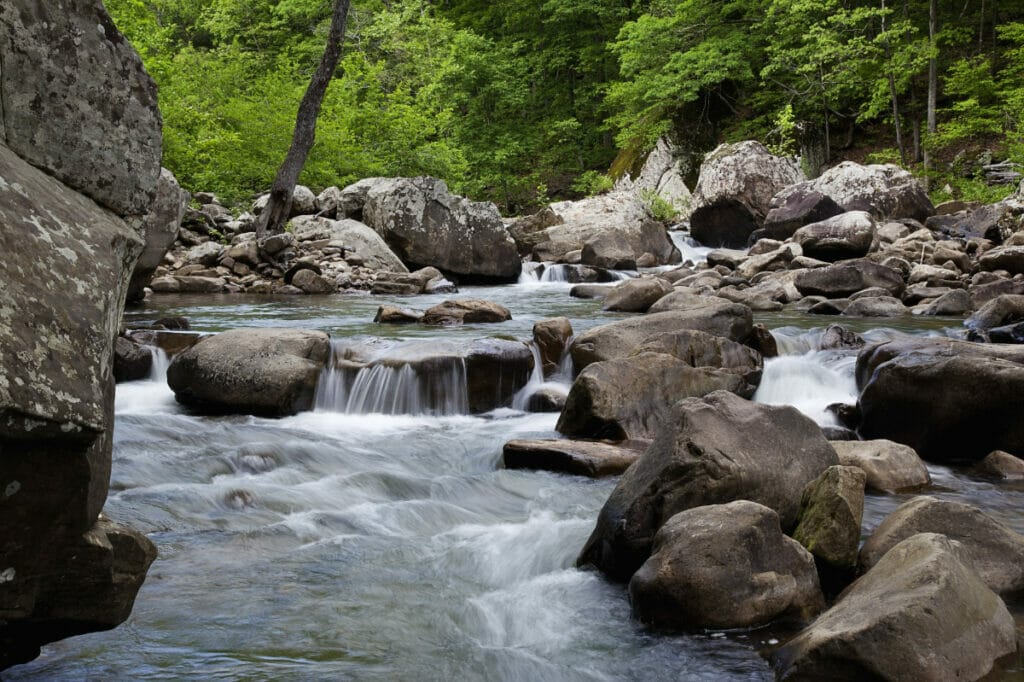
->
9 264 1024 680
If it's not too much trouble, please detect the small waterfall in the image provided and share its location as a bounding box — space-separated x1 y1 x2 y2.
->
540 264 571 283
315 343 469 416
669 230 713 264
753 352 858 426
148 346 170 381
510 342 572 411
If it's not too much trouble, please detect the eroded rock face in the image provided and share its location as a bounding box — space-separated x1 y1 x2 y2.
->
362 177 520 281
576 391 837 581
127 168 189 302
0 0 161 218
776 534 1016 682
0 145 156 667
689 141 805 248
629 501 824 630
167 329 331 417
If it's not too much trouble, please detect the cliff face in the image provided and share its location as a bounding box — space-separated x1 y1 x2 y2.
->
0 0 163 668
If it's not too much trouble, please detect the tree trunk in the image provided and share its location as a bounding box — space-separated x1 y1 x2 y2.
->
923 0 937 185
256 0 351 239
882 0 906 164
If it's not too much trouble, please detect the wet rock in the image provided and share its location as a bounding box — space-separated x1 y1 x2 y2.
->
113 337 153 383
502 439 644 478
794 260 905 299
793 211 876 262
820 324 864 350
127 169 190 302
582 232 636 270
576 391 838 581
557 353 747 441
464 338 534 413
806 298 848 315
634 328 763 394
533 317 573 377
374 305 423 324
792 466 866 573
841 295 907 318
856 337 1024 461
362 177 520 281
570 305 753 371
569 284 610 300
291 268 335 294
773 161 934 223
422 299 512 326
859 496 1024 595
629 501 824 630
830 439 930 493
690 141 805 248
978 450 1024 480
746 323 779 358
776 533 1015 682
167 328 331 417
601 278 672 312
762 188 845 240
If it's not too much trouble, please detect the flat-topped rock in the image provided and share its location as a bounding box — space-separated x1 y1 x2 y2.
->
502 439 645 477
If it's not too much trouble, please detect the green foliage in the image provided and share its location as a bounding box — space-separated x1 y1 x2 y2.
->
766 104 799 156
571 171 614 196
640 189 680 223
929 177 1017 205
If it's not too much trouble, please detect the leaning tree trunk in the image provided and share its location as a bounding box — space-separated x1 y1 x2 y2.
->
255 0 351 239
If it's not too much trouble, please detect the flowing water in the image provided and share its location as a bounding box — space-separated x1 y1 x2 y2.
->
9 275 1024 680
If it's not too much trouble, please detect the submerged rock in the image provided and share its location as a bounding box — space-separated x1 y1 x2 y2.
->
502 439 643 478
776 533 1015 682
576 391 837 581
629 501 824 630
167 328 331 417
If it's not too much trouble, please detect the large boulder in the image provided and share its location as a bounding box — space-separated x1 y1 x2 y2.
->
859 496 1024 595
601 277 673 313
167 329 331 417
570 305 753 371
0 1 162 664
978 245 1024 275
629 136 693 218
464 338 534 413
775 533 1016 681
127 168 190 302
0 0 161 218
556 353 748 440
634 328 763 392
576 391 838 581
762 187 845 240
540 191 679 265
791 466 866 572
794 259 905 299
856 338 1024 461
328 219 408 273
581 232 636 270
629 501 824 630
772 161 934 224
792 211 876 262
689 141 805 248
362 177 520 281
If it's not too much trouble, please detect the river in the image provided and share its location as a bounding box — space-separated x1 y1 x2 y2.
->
8 267 1024 680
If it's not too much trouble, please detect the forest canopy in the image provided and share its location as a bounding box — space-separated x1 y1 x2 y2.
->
107 0 1024 212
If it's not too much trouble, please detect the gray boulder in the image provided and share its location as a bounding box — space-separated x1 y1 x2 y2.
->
570 305 754 371
762 187 845 240
533 317 573 377
841 295 907 318
421 299 511 326
859 496 1024 595
634 328 763 393
556 353 747 440
291 269 335 294
776 533 1016 681
795 260 905 299
127 168 190 302
329 219 408 272
978 450 1024 479
629 501 824 630
601 278 673 312
792 466 866 572
0 0 161 218
966 294 1024 332
362 177 520 281
830 439 931 493
978 245 1024 275
113 336 154 383
690 141 805 248
576 391 838 581
856 338 1024 461
793 211 876 262
582 232 636 270
464 338 534 413
772 161 934 224
167 328 331 417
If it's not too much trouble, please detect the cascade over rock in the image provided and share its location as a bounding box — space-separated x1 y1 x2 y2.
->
0 0 162 666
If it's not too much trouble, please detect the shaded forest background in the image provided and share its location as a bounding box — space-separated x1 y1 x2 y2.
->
108 0 1024 214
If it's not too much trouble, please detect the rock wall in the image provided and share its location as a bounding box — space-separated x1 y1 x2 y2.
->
0 0 162 668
